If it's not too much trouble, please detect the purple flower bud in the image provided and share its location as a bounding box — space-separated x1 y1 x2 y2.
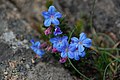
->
44 27 52 35
46 46 52 51
59 57 67 63
54 26 62 36
52 48 58 53
40 42 47 48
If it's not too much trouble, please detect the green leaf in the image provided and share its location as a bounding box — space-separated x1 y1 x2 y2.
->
75 19 84 36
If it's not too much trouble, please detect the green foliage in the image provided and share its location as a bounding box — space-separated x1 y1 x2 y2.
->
46 0 53 9
74 19 84 36
95 51 110 75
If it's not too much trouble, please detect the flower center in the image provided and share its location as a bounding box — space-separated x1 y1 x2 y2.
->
51 15 54 18
65 48 68 52
79 41 83 44
59 40 62 44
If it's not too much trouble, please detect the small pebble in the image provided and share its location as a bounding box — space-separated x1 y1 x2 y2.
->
31 59 35 64
4 71 8 75
26 64 30 69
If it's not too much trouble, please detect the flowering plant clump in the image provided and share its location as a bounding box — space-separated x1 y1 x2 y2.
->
31 5 92 62
30 5 92 79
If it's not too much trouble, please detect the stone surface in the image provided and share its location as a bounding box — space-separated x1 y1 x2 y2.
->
0 0 76 80
54 0 120 40
27 63 74 80
3 0 120 40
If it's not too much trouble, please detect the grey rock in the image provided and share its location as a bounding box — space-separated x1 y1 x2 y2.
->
0 20 8 35
0 0 76 80
54 0 120 40
27 63 74 80
26 64 30 69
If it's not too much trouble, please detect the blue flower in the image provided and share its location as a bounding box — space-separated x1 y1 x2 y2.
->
50 38 75 59
73 50 86 60
42 5 62 27
50 36 68 52
71 32 92 53
54 26 62 36
30 40 45 57
60 41 86 60
60 41 75 59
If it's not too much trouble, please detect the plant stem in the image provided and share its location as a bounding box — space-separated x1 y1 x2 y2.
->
68 58 90 80
103 59 118 80
90 0 96 29
104 52 120 62
68 26 76 42
96 47 120 51
97 33 115 45
67 26 90 80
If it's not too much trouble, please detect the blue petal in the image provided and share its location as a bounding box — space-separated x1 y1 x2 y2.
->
56 41 67 52
82 38 92 48
50 37 59 43
53 43 57 48
54 12 62 18
33 48 38 54
74 52 80 60
62 36 68 40
30 46 35 50
68 51 74 59
62 40 68 47
42 11 50 19
48 6 56 14
79 32 87 41
41 50 45 55
78 45 84 53
55 25 59 28
61 52 67 58
34 41 40 48
30 39 35 45
56 42 65 51
44 19 52 27
80 51 86 57
54 27 62 36
36 50 44 57
54 31 62 36
71 37 79 43
51 18 60 25
69 43 76 51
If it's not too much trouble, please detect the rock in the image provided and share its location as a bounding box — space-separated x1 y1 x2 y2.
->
0 31 15 42
4 71 8 75
0 20 8 35
0 0 76 80
54 0 120 40
26 64 30 69
27 63 74 80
